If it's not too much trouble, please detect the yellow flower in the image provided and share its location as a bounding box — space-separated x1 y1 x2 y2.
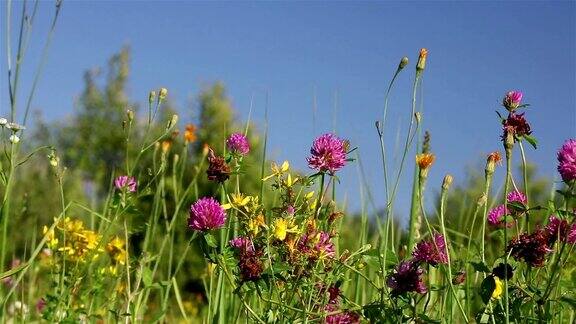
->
262 160 290 181
43 226 59 249
248 214 266 236
106 236 127 265
305 191 315 200
491 277 503 300
223 193 251 210
286 174 299 188
273 218 298 241
274 218 288 241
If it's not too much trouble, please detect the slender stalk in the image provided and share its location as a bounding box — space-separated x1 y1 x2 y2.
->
406 72 422 253
503 140 513 324
518 142 530 232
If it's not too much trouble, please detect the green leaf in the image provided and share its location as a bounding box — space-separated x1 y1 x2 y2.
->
204 233 218 248
480 276 496 304
470 261 491 273
142 267 153 287
523 134 538 149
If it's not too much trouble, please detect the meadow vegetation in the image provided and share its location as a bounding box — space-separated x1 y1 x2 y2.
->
1 2 575 323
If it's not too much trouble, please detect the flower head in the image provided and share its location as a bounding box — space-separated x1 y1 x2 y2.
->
568 223 576 244
9 134 20 144
307 133 347 174
507 228 553 267
114 176 137 193
502 91 523 111
386 260 427 295
229 236 255 254
299 231 335 260
324 304 360 324
227 133 250 155
106 236 127 265
416 153 435 170
502 112 532 142
506 190 527 214
184 124 197 143
188 197 227 232
412 233 448 266
507 190 527 204
487 205 513 228
206 148 231 183
416 48 428 71
546 215 573 245
557 139 576 183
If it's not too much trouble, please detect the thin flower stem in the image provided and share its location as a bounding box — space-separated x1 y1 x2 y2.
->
418 180 468 322
406 72 422 253
518 142 530 232
481 174 493 264
503 144 513 324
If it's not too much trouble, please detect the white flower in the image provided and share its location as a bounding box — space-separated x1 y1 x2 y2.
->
7 300 29 316
6 122 25 131
9 135 20 144
0 118 7 126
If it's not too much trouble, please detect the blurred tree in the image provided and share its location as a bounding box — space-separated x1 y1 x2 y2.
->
54 47 133 192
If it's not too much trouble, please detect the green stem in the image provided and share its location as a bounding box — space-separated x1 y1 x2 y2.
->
518 142 530 232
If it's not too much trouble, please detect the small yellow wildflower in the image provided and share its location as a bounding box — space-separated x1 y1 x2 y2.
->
223 193 251 210
286 174 299 187
248 214 266 236
262 160 290 181
491 277 503 300
43 226 58 249
106 236 127 265
274 218 288 241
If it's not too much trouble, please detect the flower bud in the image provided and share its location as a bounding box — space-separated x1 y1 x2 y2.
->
414 112 422 124
399 56 409 70
9 134 20 144
485 151 501 176
166 114 178 130
442 174 453 191
159 88 168 101
416 48 428 71
148 91 156 104
477 194 487 207
127 109 134 122
375 121 383 136
0 118 7 126
502 91 523 112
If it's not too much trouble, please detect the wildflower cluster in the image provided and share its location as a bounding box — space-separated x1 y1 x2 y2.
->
43 217 103 263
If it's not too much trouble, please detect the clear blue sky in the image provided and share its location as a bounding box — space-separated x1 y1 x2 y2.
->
1 1 575 222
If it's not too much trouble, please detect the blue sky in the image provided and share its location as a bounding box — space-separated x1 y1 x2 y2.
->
1 1 575 222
